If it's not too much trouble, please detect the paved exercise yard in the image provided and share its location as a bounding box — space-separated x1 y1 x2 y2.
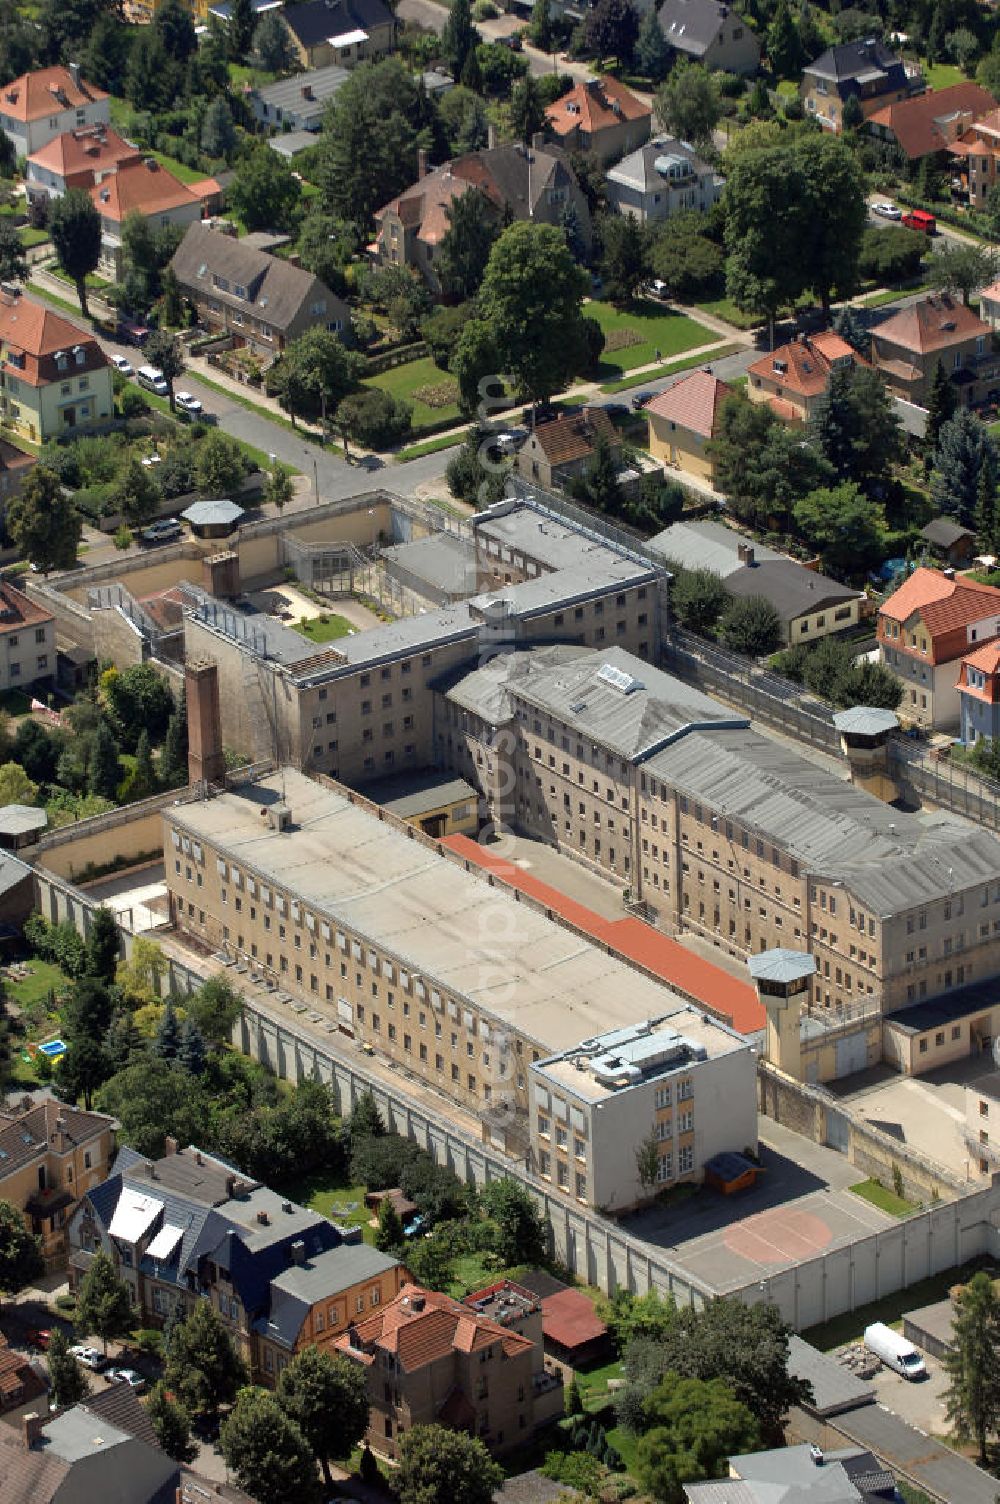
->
826 1056 989 1179
623 1119 896 1293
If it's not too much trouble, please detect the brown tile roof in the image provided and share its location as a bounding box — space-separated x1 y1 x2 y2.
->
0 1426 69 1502
646 369 732 438
545 75 651 138
875 294 989 356
531 405 618 465
0 1334 46 1409
749 332 867 400
336 1283 534 1373
83 1384 161 1451
0 66 107 123
0 1097 110 1178
880 565 1000 647
90 158 205 222
0 580 53 637
0 296 109 389
27 125 139 182
867 82 996 158
538 1287 608 1353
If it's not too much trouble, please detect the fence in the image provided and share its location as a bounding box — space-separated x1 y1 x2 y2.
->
363 341 428 377
890 739 1000 832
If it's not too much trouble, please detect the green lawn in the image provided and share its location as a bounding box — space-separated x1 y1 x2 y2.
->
446 1251 529 1299
228 62 278 88
46 263 112 292
600 341 742 394
850 1178 920 1217
693 295 762 331
802 1258 989 1352
587 299 715 377
149 150 211 185
923 61 965 90
606 1424 640 1477
365 355 462 433
395 429 469 461
7 959 71 1018
279 1173 375 1242
290 612 352 644
575 1355 623 1406
19 226 48 248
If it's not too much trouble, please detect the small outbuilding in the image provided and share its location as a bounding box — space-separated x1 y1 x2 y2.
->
920 517 976 568
181 499 245 538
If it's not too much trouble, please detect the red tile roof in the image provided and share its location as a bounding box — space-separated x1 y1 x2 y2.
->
546 75 651 138
880 565 1000 641
27 125 139 182
962 638 1000 674
0 66 107 122
336 1284 534 1373
646 370 732 439
0 579 53 637
0 296 108 389
958 637 1000 700
868 82 996 159
441 835 764 1035
875 294 989 356
530 405 618 466
539 1288 608 1353
90 158 205 222
748 332 864 399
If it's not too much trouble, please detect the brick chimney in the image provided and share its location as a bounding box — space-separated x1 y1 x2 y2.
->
22 1412 43 1450
487 121 498 151
417 148 428 180
185 658 226 788
164 1135 179 1156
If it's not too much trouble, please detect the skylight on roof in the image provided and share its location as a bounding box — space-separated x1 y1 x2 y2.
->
596 663 643 695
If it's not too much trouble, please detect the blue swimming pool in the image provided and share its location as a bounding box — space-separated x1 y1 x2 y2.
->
38 1039 66 1059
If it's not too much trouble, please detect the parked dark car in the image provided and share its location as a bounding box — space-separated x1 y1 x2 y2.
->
116 318 150 347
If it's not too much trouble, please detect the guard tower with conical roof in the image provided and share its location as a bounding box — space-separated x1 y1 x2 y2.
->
833 706 900 802
747 948 817 1079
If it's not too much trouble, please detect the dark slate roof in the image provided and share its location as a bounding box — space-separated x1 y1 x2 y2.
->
281 0 394 48
723 558 860 624
804 38 908 94
259 1243 400 1349
921 517 975 549
657 0 728 55
83 1385 162 1452
170 224 345 335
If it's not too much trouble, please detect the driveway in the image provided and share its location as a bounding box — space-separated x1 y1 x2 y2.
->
836 1399 998 1504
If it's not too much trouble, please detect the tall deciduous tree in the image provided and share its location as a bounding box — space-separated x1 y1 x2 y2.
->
397 1425 503 1504
793 482 885 578
480 1176 547 1265
437 188 498 301
477 221 589 408
0 1199 42 1298
221 1388 320 1504
656 61 721 149
7 466 82 574
708 393 831 531
148 1380 196 1461
145 329 185 412
0 221 26 286
75 1251 134 1354
50 189 102 316
933 241 997 306
269 327 360 428
945 1271 1000 1464
809 364 904 497
585 0 639 65
165 1301 248 1419
229 144 301 233
635 1374 761 1501
277 1347 370 1486
48 1327 91 1407
719 595 783 656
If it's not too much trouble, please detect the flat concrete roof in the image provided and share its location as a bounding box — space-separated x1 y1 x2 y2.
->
474 498 649 572
169 771 693 1052
534 1011 748 1104
367 771 478 819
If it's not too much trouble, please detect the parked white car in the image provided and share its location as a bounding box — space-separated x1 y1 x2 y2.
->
107 1367 146 1391
111 355 133 376
175 391 203 417
873 202 902 220
69 1345 106 1371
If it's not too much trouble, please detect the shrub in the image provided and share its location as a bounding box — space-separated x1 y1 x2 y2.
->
337 389 413 447
541 1450 605 1495
113 525 132 550
120 389 150 418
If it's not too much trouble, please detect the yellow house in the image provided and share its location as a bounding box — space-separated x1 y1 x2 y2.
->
0 296 113 444
279 0 398 70
0 1095 116 1271
645 369 732 485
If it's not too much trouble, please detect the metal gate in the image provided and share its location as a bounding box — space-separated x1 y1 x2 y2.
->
836 1028 869 1078
824 1106 849 1153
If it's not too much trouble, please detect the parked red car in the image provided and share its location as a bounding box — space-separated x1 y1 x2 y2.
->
25 1327 51 1350
901 209 936 235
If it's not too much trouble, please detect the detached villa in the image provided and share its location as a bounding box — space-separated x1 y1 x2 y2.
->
0 296 113 444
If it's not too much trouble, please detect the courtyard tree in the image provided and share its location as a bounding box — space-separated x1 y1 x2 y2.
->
48 1328 90 1407
719 594 783 657
144 329 185 412
50 189 102 317
437 188 499 302
7 467 82 575
221 1388 320 1504
481 1176 547 1265
0 1199 42 1299
277 1347 370 1487
148 1380 196 1461
397 1425 503 1504
165 1300 248 1419
945 1270 1000 1464
75 1250 134 1354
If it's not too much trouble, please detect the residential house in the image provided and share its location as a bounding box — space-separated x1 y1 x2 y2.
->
958 638 1000 747
870 293 997 407
0 65 109 159
335 1282 563 1457
645 369 730 484
375 141 592 290
656 0 760 75
802 39 916 133
684 1444 899 1503
248 63 350 133
510 1270 612 1367
0 1334 46 1414
649 517 863 644
279 0 398 70
0 1093 116 1270
514 406 620 490
866 81 995 163
920 517 977 568
0 296 113 444
90 158 210 278
0 440 35 508
0 1398 178 1504
25 124 139 203
747 330 868 425
68 1141 405 1386
978 276 1000 331
606 134 723 224
878 565 1000 728
169 223 349 364
950 107 1000 210
0 580 55 692
544 76 651 166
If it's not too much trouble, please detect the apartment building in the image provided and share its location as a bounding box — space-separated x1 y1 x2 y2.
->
89 158 209 278
164 768 729 1173
877 565 1000 730
69 1141 405 1385
530 1011 756 1213
0 65 109 159
0 580 55 693
335 1283 563 1457
184 497 665 776
0 1095 116 1270
433 641 1000 1055
0 296 113 444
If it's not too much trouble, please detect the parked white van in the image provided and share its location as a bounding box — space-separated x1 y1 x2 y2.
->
136 365 168 396
863 1322 926 1379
